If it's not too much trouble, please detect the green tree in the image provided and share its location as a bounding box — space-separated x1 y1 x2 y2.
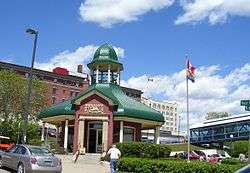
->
0 116 41 144
205 112 232 120
0 69 47 143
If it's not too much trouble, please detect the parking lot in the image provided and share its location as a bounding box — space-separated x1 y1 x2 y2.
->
0 154 110 173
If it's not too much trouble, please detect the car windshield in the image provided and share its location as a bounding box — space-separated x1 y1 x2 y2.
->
29 147 53 156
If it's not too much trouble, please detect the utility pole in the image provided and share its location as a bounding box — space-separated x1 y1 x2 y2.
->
23 28 38 144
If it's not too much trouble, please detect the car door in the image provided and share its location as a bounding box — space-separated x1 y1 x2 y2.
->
9 146 23 170
2 145 18 168
11 146 28 170
17 146 29 169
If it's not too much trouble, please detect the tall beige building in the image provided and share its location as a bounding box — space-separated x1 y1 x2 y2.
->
141 97 179 134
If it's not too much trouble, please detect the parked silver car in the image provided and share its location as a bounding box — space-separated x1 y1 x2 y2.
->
0 144 62 173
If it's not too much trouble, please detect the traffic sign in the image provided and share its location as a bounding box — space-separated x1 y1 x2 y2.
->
241 100 250 106
246 106 250 111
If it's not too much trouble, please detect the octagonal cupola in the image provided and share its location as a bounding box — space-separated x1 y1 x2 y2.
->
87 43 123 85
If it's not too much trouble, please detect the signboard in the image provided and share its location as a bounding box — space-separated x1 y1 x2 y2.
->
241 100 250 106
245 106 250 111
84 104 104 114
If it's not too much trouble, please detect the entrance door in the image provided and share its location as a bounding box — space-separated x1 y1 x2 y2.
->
88 129 97 153
88 122 103 153
96 129 103 153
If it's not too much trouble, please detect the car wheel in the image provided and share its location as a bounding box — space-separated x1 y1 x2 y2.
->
17 163 25 173
0 156 3 168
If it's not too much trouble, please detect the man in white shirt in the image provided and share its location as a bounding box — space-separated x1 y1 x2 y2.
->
107 145 121 173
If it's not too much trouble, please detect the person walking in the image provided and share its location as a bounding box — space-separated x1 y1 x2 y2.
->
107 144 121 173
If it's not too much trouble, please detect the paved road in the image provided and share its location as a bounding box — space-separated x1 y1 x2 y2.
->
0 154 110 173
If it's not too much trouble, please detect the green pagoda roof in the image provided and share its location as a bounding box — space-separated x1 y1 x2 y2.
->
87 43 123 70
38 99 74 119
38 83 164 122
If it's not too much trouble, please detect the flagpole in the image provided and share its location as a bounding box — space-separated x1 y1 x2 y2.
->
186 60 190 162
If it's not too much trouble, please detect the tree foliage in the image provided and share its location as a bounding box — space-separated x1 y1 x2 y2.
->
226 140 249 158
205 112 232 120
0 69 47 121
0 69 47 142
0 116 40 144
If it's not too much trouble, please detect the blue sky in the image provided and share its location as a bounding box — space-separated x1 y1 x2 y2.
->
1 0 250 127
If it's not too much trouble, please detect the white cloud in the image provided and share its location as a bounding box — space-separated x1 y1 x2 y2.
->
175 0 250 25
35 44 124 75
122 63 250 130
79 0 174 28
0 58 13 63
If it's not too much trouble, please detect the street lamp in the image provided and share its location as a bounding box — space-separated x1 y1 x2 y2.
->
230 134 234 156
23 28 38 144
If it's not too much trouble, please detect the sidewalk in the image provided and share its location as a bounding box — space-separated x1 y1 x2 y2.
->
58 154 110 173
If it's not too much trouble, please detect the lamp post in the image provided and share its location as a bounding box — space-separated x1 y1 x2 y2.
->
230 134 234 156
248 130 250 164
23 28 38 144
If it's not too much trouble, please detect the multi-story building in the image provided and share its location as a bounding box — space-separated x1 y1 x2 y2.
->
141 97 179 133
0 61 143 107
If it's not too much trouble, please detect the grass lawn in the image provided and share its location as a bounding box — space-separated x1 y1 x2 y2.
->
166 143 206 151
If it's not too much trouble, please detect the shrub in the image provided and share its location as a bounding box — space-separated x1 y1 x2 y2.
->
226 140 249 157
116 142 171 158
221 158 242 165
49 141 66 154
118 157 244 173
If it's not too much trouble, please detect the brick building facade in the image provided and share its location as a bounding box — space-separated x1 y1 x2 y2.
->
0 61 143 107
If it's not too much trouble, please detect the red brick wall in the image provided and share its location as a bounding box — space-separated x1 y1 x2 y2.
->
45 81 89 106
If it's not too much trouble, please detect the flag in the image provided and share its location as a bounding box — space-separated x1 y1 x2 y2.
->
186 59 196 83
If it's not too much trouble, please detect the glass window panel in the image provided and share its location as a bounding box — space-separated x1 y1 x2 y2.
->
123 127 135 142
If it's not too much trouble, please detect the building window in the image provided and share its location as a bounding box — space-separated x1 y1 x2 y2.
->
52 97 56 104
123 127 135 142
75 92 79 96
63 90 66 94
153 103 156 108
52 87 57 94
62 98 65 102
70 91 75 97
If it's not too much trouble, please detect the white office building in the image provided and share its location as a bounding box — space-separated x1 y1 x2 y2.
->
141 97 179 134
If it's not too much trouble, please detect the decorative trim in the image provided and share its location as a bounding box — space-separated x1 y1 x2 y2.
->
41 115 74 123
74 90 114 106
114 116 163 126
78 115 108 121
